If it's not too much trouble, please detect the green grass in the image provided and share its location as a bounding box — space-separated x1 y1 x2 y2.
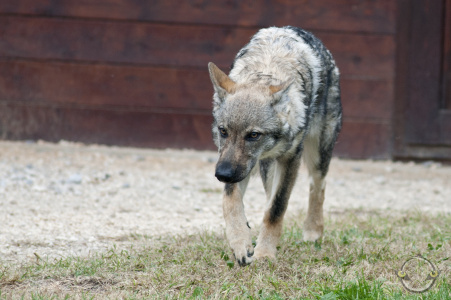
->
1 210 450 299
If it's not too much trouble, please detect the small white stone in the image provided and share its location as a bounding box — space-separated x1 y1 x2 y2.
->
67 174 83 184
374 176 386 185
33 185 47 192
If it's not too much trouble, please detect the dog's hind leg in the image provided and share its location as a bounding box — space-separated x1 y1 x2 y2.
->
302 125 338 241
303 65 342 242
302 134 326 242
222 175 254 266
254 154 301 259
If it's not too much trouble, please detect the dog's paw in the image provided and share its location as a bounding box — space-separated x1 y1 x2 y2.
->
231 242 254 266
253 244 276 260
302 229 323 242
303 220 323 242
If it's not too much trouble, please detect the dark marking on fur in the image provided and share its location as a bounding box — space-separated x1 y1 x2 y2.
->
295 142 304 156
267 156 299 224
259 158 274 194
286 26 314 45
287 26 332 64
268 185 289 224
224 183 234 196
318 116 341 177
297 59 314 100
316 68 342 178
231 46 249 70
318 143 333 177
237 48 248 60
259 159 271 184
297 71 307 96
270 129 283 141
247 222 251 229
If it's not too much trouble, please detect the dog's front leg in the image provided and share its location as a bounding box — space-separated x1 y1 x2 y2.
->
223 176 254 266
254 155 301 259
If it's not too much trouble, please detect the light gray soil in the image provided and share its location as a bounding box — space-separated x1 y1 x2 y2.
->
0 140 450 262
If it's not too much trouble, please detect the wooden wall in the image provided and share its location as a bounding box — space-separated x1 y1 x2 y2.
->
0 1 397 158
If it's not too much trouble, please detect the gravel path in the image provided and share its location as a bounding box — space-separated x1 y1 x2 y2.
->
0 140 450 262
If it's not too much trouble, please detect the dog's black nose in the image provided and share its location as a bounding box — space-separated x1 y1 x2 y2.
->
215 162 235 183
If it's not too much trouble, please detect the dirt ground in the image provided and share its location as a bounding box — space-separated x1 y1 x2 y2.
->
0 140 450 263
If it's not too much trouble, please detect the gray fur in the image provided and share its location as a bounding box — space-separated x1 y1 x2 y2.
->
208 26 342 265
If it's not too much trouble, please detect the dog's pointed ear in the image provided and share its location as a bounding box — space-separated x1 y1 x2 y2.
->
269 80 292 98
208 62 236 99
269 84 284 95
269 80 294 111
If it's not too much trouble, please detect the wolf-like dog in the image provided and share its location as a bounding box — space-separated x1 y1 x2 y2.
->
208 26 342 266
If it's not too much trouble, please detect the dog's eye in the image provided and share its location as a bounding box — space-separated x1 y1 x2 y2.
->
246 132 261 141
218 127 228 138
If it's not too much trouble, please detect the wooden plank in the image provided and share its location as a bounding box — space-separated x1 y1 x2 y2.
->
0 0 397 34
395 0 451 159
0 60 393 120
341 79 393 120
0 102 391 158
403 0 444 144
0 103 215 150
316 32 395 80
392 0 411 159
334 120 391 159
0 60 214 112
0 16 395 79
394 146 451 161
439 111 451 144
0 15 249 69
444 0 451 109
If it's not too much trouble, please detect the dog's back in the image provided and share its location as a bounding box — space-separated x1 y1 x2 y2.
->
229 26 342 142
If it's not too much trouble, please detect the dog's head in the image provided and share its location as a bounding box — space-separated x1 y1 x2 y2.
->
208 62 293 183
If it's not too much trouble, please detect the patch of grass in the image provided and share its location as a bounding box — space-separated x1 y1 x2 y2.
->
311 276 451 300
199 188 222 194
1 210 450 299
